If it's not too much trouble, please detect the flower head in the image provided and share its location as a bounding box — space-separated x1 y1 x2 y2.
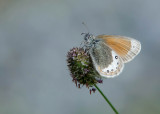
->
67 47 103 94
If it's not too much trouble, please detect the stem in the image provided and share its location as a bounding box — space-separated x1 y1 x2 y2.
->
94 84 119 114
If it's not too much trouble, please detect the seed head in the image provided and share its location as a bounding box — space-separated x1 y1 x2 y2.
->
67 47 103 93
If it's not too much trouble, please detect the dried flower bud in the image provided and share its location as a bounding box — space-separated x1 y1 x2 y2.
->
67 47 103 93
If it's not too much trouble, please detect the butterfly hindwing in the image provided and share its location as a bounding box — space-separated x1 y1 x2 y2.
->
97 35 141 63
89 41 124 78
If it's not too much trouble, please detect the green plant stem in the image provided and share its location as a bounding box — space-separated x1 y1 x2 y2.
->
94 84 119 114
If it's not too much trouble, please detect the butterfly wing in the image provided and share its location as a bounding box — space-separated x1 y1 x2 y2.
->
96 35 141 63
89 41 124 78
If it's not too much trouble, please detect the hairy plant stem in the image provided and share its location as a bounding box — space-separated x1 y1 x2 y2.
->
94 84 119 114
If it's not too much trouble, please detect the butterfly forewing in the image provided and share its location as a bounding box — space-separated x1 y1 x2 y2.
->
89 41 124 78
97 35 141 63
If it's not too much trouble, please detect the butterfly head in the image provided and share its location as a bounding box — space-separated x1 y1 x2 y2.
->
81 33 99 49
81 33 93 41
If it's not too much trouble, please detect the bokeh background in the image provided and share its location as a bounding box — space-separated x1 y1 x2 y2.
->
0 0 160 114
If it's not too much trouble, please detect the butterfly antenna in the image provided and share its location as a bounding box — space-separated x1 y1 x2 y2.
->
81 22 90 48
82 22 90 33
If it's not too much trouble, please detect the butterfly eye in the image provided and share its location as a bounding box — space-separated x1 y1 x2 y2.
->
84 36 88 41
84 34 89 41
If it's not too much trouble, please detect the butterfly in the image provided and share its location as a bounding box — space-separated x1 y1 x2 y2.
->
82 33 141 78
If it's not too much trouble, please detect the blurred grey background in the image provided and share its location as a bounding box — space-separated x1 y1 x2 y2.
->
0 0 160 114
